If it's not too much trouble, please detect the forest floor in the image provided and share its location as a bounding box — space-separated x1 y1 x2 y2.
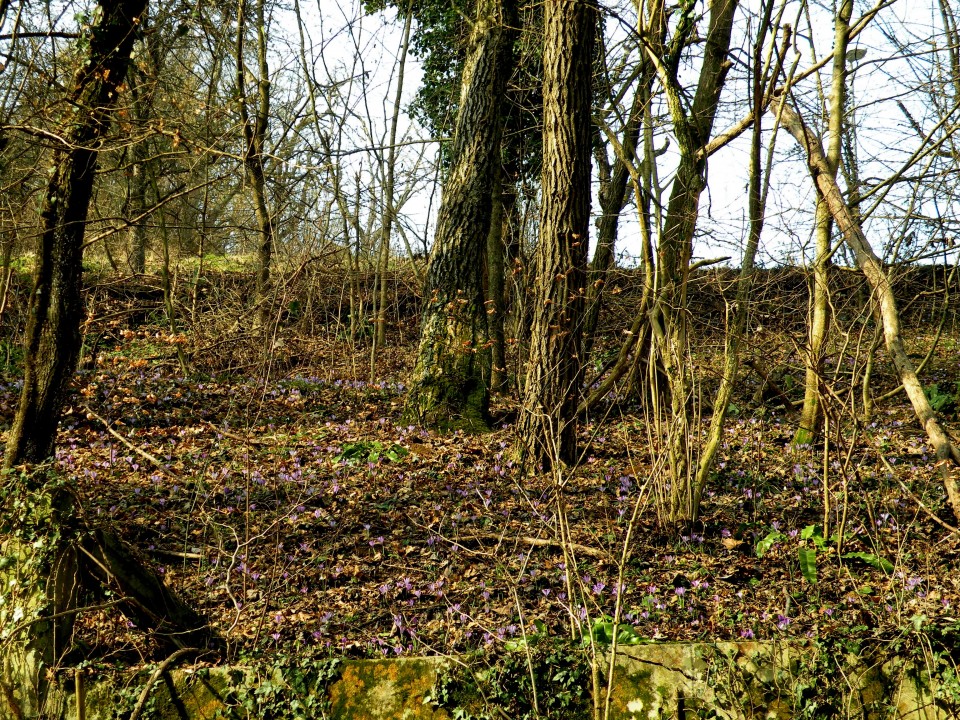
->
2 289 959 669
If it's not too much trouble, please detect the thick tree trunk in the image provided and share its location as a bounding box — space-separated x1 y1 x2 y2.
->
519 0 596 467
795 201 832 443
404 0 517 429
774 97 960 521
5 0 147 467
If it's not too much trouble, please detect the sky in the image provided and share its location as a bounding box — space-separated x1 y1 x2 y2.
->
179 0 960 269
7 0 958 268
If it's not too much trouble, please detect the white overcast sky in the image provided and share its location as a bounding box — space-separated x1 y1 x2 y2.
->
288 0 960 267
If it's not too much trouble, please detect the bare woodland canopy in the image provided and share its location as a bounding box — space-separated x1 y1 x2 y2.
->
4 2 960 708
2 0 960 518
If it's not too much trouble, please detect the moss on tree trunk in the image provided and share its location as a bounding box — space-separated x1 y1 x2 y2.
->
404 0 518 431
4 0 148 467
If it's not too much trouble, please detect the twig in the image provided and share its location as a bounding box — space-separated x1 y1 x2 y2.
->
128 647 199 720
202 420 267 446
744 359 799 408
0 599 125 652
152 548 204 561
465 532 611 561
876 453 959 534
81 406 172 477
898 478 960 535
689 256 731 271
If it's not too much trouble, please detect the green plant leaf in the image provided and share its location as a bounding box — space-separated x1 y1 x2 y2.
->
756 530 784 558
334 440 408 464
799 546 818 584
842 551 893 573
588 616 647 646
385 445 409 462
615 624 647 645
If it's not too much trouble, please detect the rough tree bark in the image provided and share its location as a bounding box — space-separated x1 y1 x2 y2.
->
5 0 147 466
404 0 517 429
519 0 596 467
774 97 960 521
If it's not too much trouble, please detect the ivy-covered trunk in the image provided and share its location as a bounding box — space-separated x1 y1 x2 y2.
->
1 470 215 717
404 0 518 430
1 4 219 715
4 0 148 466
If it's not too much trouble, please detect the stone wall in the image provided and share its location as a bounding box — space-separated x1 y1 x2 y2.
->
16 641 953 719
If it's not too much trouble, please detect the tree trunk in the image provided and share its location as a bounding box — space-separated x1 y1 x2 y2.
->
693 0 780 519
519 0 596 467
404 0 518 429
5 0 147 467
487 166 511 392
645 0 739 521
774 97 960 521
236 0 275 327
1 472 216 717
582 79 647 361
1 4 219 711
125 30 157 278
371 5 414 370
127 130 148 275
795 0 853 445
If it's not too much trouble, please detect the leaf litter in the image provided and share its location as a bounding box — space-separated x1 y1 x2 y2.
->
1 327 958 666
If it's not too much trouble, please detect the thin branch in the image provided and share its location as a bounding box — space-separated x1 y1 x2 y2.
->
0 599 125 653
0 32 79 40
876 452 959 535
128 647 201 720
81 405 172 476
